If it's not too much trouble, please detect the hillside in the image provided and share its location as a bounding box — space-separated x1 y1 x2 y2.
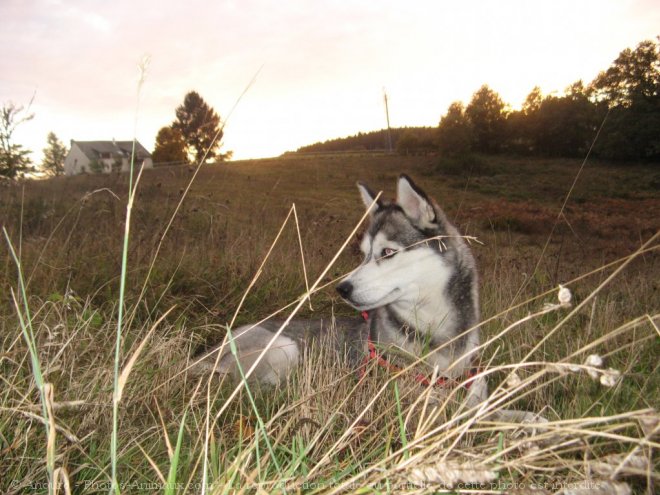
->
296 126 437 154
3 154 656 314
1 154 658 493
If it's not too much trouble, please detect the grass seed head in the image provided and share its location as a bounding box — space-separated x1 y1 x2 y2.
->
558 284 572 306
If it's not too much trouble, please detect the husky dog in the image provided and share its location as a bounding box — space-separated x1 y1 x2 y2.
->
199 175 535 418
335 175 481 384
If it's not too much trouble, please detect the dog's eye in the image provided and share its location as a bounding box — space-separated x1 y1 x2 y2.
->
381 248 396 258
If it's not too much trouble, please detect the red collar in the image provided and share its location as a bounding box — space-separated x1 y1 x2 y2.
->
359 311 479 389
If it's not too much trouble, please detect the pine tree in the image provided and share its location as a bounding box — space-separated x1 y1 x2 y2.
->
172 91 223 164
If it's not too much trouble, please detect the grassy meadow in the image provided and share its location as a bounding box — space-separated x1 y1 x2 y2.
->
1 153 658 494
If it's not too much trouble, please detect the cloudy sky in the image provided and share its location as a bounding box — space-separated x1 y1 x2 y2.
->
2 0 658 162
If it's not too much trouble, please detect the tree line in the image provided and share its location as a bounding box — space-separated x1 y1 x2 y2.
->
297 127 437 154
1 37 657 180
438 37 659 162
301 38 660 163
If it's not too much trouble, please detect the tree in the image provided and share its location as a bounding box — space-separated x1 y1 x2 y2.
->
501 87 543 154
1 101 34 179
522 86 543 115
465 85 507 153
172 91 223 164
41 132 67 176
590 39 660 107
152 126 188 164
534 93 600 157
590 38 660 161
396 130 420 155
505 82 601 157
437 101 473 155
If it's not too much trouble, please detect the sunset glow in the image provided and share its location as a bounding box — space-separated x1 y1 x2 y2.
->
2 0 659 161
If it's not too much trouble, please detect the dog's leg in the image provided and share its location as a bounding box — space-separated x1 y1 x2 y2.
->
465 375 548 425
465 375 489 409
199 325 301 386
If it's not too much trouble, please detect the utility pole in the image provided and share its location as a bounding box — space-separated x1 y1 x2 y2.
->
383 88 392 153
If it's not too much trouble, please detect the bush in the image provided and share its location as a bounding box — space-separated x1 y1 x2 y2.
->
435 154 495 176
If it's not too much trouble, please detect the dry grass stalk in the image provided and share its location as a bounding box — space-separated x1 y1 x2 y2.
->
589 453 650 478
1 156 657 493
553 480 631 495
407 460 498 488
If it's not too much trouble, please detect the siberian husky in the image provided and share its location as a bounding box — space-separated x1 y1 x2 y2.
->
198 175 539 420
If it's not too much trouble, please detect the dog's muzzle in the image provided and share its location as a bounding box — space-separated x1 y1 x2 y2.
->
336 280 353 300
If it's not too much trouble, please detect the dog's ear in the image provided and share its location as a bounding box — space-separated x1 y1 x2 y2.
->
396 174 436 226
357 181 381 214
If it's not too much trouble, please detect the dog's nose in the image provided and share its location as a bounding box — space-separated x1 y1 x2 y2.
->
336 281 353 299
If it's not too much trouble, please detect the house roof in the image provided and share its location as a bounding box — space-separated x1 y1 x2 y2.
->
72 140 152 160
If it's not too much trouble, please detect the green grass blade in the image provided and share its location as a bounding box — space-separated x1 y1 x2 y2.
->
109 58 149 495
392 381 408 460
3 227 54 493
164 409 188 495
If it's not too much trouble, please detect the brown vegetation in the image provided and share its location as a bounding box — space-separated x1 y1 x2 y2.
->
1 154 657 493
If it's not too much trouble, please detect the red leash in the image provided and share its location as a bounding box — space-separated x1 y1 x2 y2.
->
359 311 479 389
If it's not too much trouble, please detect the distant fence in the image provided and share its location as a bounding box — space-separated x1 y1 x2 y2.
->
153 151 398 167
282 149 394 159
152 160 189 168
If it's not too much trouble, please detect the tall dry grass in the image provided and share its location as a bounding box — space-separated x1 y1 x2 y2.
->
0 153 658 494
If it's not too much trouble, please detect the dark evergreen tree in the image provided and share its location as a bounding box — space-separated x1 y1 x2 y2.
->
172 91 223 164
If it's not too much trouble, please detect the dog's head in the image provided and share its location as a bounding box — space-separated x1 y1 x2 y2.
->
336 174 457 311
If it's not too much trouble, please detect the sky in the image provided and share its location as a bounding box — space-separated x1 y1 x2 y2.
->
2 0 659 163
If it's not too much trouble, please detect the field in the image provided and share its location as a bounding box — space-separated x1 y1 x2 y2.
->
1 153 658 494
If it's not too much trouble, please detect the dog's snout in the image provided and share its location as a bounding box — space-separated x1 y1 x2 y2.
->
336 281 353 299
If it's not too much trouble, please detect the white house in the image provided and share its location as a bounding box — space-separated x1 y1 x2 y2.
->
63 140 153 176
